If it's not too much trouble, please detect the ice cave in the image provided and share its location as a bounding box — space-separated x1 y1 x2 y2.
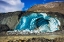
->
15 13 61 33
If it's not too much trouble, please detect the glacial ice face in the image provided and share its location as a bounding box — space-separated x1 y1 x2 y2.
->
15 13 60 33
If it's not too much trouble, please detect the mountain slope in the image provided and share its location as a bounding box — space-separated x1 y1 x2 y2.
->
28 2 64 14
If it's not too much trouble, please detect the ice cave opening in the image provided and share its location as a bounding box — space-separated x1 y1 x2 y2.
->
15 13 61 33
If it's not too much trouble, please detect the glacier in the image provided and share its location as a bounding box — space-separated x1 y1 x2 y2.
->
15 13 61 33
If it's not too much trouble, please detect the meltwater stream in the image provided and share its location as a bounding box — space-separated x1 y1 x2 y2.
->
15 13 60 33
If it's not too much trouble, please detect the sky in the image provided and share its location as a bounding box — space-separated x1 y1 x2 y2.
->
0 0 64 13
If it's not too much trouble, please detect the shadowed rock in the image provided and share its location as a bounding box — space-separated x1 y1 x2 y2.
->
0 24 10 32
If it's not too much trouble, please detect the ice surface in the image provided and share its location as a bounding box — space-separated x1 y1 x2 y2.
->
15 13 60 33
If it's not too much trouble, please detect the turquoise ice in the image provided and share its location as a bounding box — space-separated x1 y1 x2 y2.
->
15 13 60 32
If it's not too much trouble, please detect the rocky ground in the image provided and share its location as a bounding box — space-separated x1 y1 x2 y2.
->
7 38 64 42
0 36 64 42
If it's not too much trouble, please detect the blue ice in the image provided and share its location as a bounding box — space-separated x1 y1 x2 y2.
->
15 13 60 33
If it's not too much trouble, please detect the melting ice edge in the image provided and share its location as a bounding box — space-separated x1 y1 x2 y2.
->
14 13 61 33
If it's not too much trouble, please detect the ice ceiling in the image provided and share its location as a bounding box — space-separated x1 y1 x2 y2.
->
15 13 61 33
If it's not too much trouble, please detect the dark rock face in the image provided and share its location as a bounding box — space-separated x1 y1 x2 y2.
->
0 11 25 29
0 24 10 32
0 11 25 33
